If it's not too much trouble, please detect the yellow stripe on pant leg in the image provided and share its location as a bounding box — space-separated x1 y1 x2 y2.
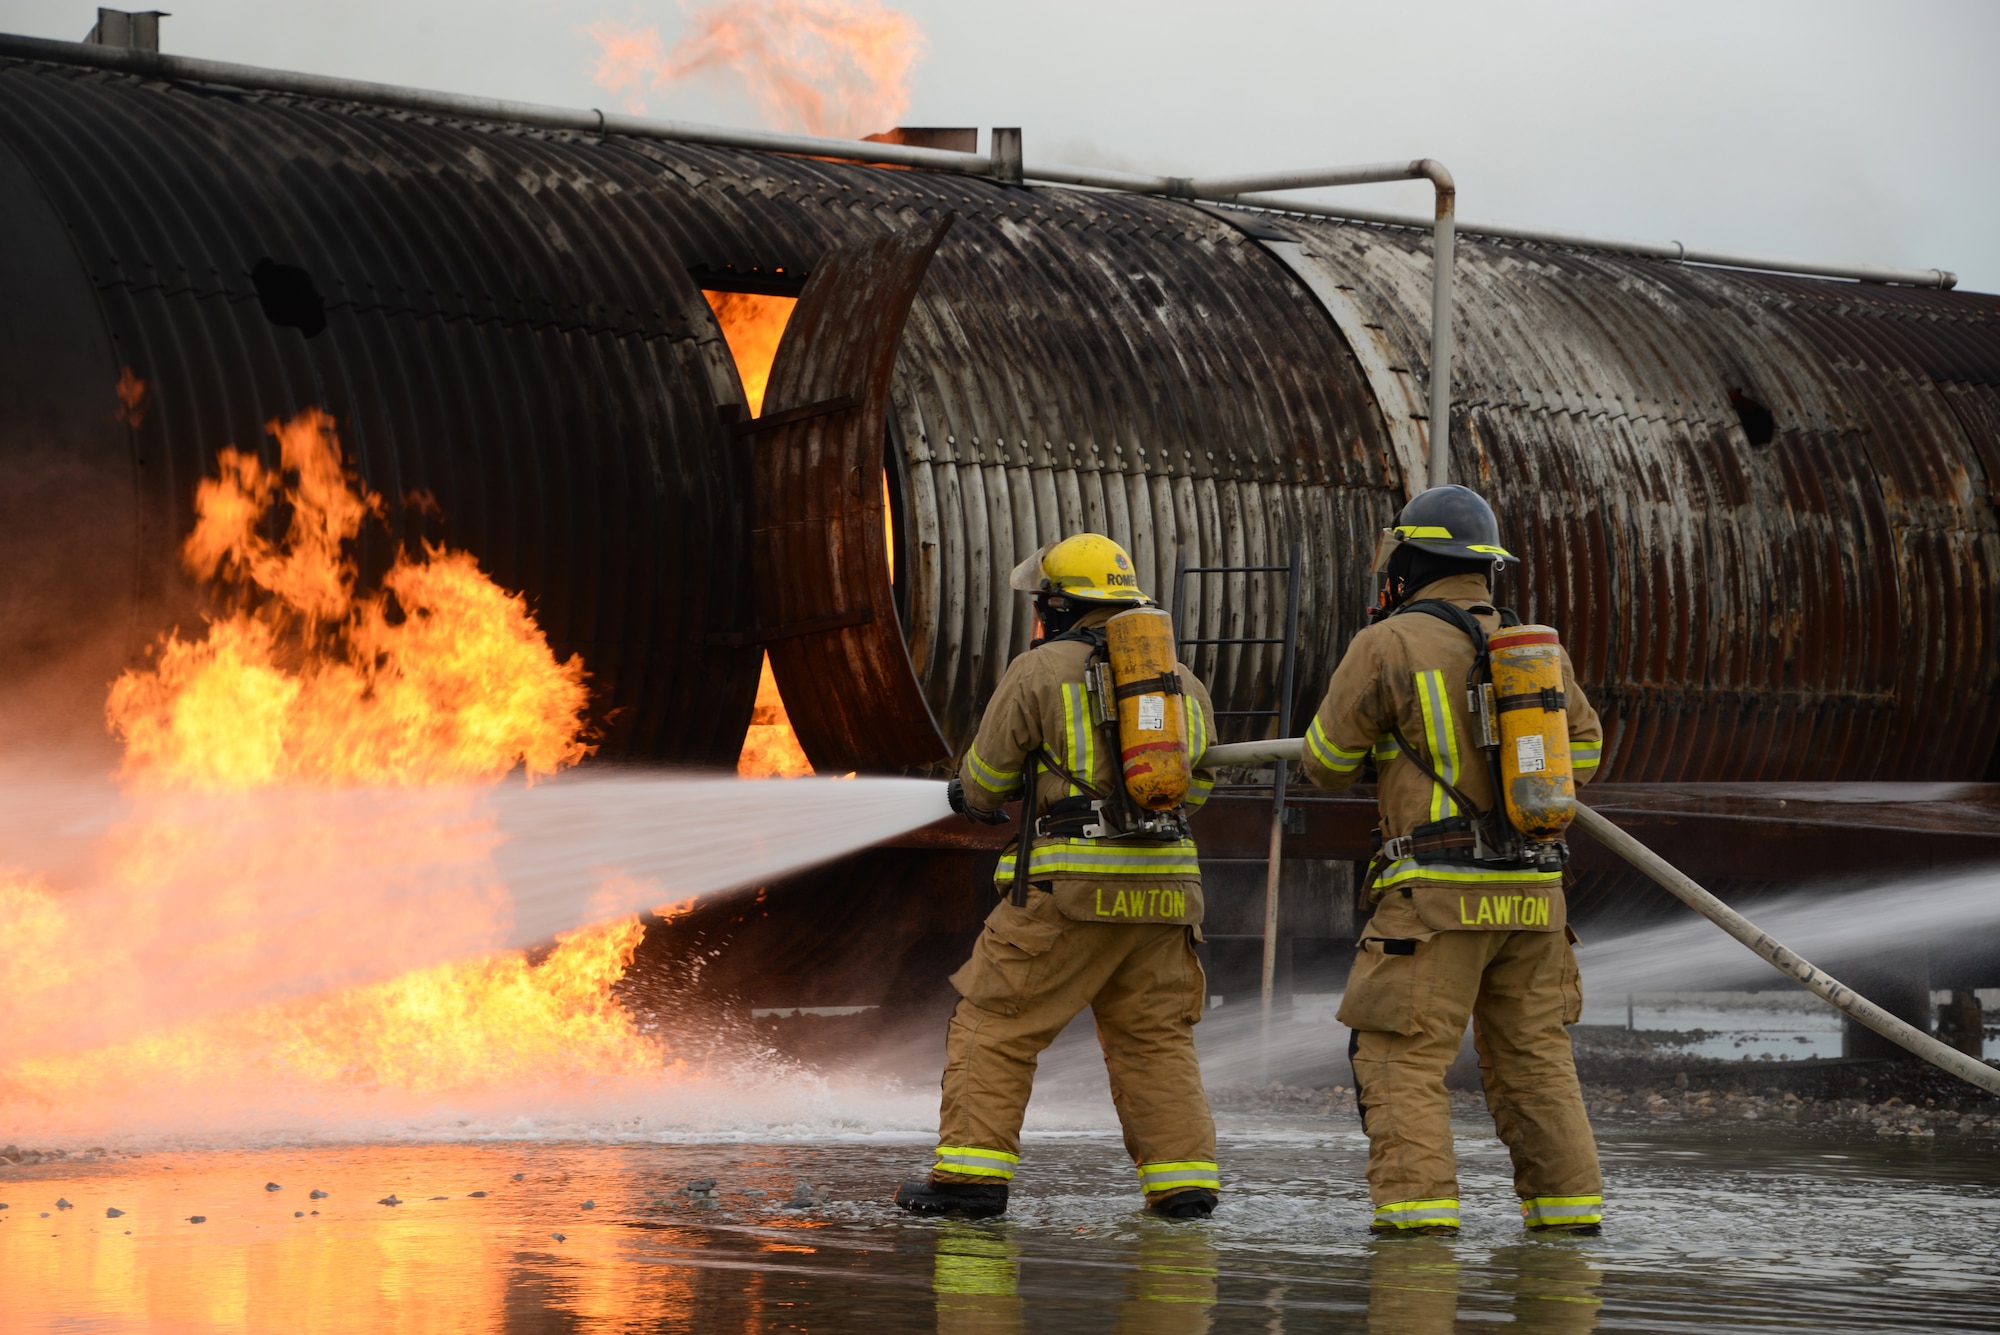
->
1521 1194 1601 1227
1137 1160 1220 1192
933 1146 1019 1180
1373 1197 1460 1229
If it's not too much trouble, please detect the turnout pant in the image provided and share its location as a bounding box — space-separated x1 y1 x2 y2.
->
1340 908 1601 1231
932 888 1218 1200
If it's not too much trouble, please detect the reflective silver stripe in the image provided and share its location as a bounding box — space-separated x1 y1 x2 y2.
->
1306 716 1366 773
998 839 1201 878
1138 1169 1219 1189
934 1146 1019 1179
1185 772 1215 811
1376 856 1563 888
963 743 1019 794
1521 1195 1602 1225
1061 682 1093 796
1184 696 1209 767
1415 669 1460 820
1374 1198 1460 1227
1137 1161 1220 1190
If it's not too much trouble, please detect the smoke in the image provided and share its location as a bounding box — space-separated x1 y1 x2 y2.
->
586 0 925 136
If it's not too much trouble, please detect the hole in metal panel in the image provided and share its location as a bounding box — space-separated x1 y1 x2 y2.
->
250 258 327 338
1728 388 1776 446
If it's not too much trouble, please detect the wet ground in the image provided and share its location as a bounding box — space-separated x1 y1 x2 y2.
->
4 1114 1997 1333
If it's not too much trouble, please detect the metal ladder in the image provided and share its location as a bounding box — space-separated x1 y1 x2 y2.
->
1172 542 1304 1019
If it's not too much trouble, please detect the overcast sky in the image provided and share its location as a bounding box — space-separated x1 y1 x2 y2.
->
8 0 1998 292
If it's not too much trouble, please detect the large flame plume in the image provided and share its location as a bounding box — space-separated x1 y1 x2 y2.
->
107 409 590 790
0 409 684 1134
587 0 925 138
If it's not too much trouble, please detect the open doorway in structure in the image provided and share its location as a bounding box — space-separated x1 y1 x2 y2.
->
705 289 901 776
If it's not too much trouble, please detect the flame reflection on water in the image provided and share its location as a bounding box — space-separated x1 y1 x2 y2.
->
3 1125 1998 1333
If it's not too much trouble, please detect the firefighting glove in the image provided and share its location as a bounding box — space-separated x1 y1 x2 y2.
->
946 775 1011 825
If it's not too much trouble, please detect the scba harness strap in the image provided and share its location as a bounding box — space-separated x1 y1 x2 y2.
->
1379 597 1563 876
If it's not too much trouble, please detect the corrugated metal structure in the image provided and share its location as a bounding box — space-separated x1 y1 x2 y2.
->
0 55 761 761
4 48 2000 791
1262 228 2000 781
623 134 2000 782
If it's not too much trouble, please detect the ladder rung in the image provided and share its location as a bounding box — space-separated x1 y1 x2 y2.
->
1180 636 1287 645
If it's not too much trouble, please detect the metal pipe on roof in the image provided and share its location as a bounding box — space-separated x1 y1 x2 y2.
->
1220 194 1958 290
1181 161 1460 489
0 29 1958 292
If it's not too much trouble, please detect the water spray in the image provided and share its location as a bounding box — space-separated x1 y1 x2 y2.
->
1201 738 2000 1099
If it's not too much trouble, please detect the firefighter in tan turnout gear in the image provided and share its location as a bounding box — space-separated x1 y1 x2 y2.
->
1302 485 1607 1238
895 533 1224 1221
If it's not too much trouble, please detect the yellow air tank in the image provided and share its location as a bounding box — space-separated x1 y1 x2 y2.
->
1487 624 1575 839
1105 606 1191 811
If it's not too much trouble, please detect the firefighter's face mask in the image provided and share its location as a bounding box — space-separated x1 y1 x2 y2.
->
1036 592 1085 636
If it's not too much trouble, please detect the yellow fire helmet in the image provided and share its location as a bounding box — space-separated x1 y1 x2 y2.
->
1008 533 1151 604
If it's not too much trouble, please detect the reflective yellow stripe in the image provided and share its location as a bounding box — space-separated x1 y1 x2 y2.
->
1374 1197 1460 1228
1572 742 1602 771
1061 681 1095 797
963 743 1019 795
933 1229 1017 1297
997 839 1201 880
933 1145 1019 1179
1395 525 1452 540
1521 1194 1602 1227
1415 669 1460 820
1184 696 1209 767
1137 1160 1220 1191
1185 772 1215 812
1376 857 1564 888
1372 734 1401 763
1306 716 1366 773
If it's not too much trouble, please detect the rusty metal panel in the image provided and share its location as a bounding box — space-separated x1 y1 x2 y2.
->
756 215 955 772
1260 215 2000 784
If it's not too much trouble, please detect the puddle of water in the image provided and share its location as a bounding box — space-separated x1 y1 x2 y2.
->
2 1118 1995 1333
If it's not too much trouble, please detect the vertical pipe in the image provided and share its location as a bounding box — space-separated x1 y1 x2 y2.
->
1426 204 1457 491
1259 543 1305 1021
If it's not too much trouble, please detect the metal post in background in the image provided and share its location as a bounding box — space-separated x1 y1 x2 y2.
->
1174 545 1305 1054
1259 542 1304 1023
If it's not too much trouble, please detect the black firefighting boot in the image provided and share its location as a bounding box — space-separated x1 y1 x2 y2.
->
1146 1188 1218 1220
894 1178 1008 1219
1370 1223 1460 1239
1528 1223 1602 1238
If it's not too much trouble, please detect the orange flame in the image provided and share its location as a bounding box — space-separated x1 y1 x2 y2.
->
587 0 925 137
702 290 899 779
107 408 590 790
705 290 813 778
705 290 796 416
0 407 681 1132
115 366 147 428
738 653 814 777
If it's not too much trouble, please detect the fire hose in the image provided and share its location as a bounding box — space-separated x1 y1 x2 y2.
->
1201 738 2000 1098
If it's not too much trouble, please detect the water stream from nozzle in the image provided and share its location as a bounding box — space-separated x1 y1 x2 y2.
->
1576 864 2000 993
0 767 951 1064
